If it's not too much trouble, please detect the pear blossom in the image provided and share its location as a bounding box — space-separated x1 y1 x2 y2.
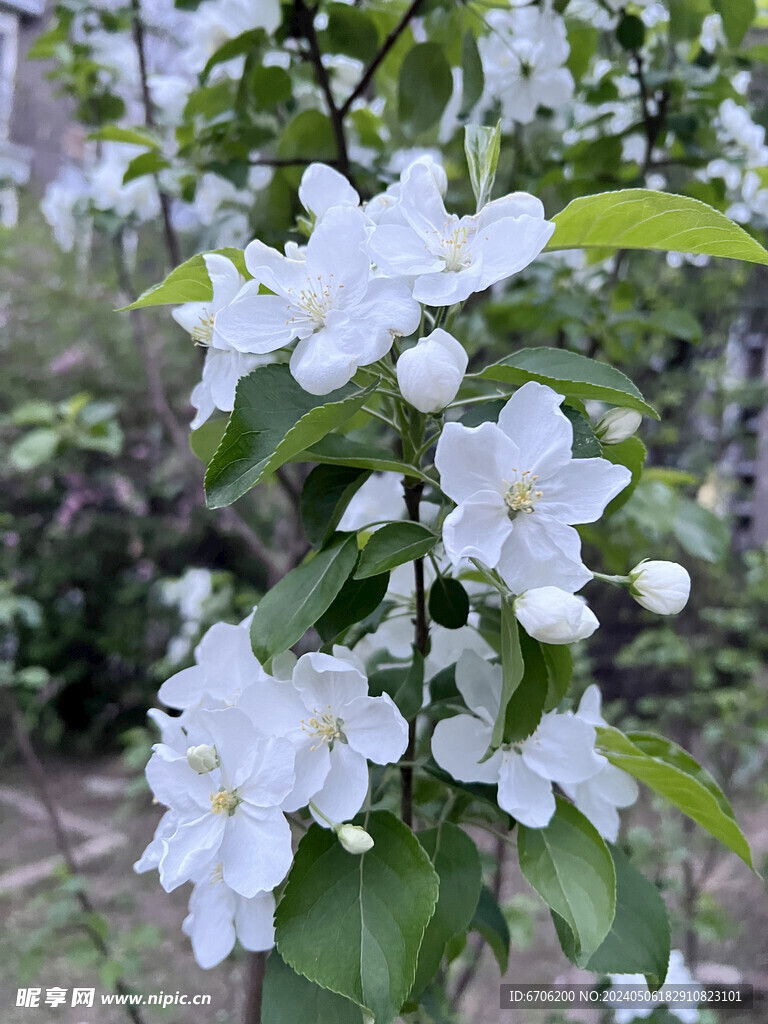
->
595 407 643 444
182 863 275 969
238 651 408 825
629 560 691 615
171 254 266 428
612 950 699 1023
431 652 606 828
477 6 574 127
397 329 468 413
370 163 554 305
514 587 599 644
144 706 295 896
215 206 421 394
434 382 631 593
560 686 639 842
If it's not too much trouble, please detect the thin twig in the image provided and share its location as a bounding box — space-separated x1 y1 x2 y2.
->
402 477 427 827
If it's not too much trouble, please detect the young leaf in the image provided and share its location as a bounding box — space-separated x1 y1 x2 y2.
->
399 42 453 136
490 599 524 751
478 348 658 419
316 572 390 643
503 631 548 743
546 190 768 266
470 886 510 973
275 812 440 1024
119 248 247 310
597 727 753 867
250 534 358 663
262 953 363 1024
602 436 647 516
205 366 377 508
586 845 670 989
517 799 616 967
464 122 501 210
459 32 484 117
429 577 470 630
297 435 430 481
301 465 371 546
354 522 437 579
411 824 483 997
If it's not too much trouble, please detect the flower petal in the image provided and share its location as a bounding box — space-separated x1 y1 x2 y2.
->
431 714 500 784
234 890 276 952
159 814 225 891
521 711 605 784
299 162 359 218
497 751 556 827
292 651 369 710
442 490 513 567
204 253 242 310
183 872 236 969
309 742 370 824
537 458 631 524
496 382 573 476
435 421 519 504
289 321 360 395
496 514 592 593
214 284 297 354
220 805 293 896
454 649 501 725
343 693 408 764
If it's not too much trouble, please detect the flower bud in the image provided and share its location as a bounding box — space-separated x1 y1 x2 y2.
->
628 560 691 615
514 587 599 644
336 824 375 855
186 744 219 774
595 407 643 444
397 329 468 413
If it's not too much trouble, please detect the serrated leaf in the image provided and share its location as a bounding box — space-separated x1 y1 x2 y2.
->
546 190 768 266
298 435 430 481
205 366 376 508
120 248 247 310
563 405 603 458
250 534 358 662
263 953 363 1024
503 631 548 743
597 727 753 867
479 348 658 419
316 572 390 642
275 812 439 1024
354 522 437 579
518 799 616 967
301 465 371 546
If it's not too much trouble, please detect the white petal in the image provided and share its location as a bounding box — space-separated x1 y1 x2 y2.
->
203 253 242 310
196 707 259 789
568 786 621 842
184 873 236 968
299 162 359 218
172 301 210 336
280 740 332 813
497 751 556 827
476 215 555 291
496 382 573 476
412 264 486 305
537 459 631 524
220 806 293 896
236 734 296 808
195 621 265 702
158 665 208 709
431 714 500 784
214 284 297 354
369 224 444 275
442 490 513 567
289 321 360 394
292 651 368 710
454 649 501 725
521 712 605 784
309 743 370 824
343 694 409 764
146 747 211 814
190 381 216 430
234 890 276 951
305 206 370 307
476 193 546 229
582 764 639 808
576 684 605 726
434 421 519 504
159 814 225 891
496 514 592 593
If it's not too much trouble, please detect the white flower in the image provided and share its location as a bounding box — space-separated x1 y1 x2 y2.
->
431 651 605 828
366 153 449 225
397 329 468 413
215 206 421 394
298 162 360 221
370 163 554 305
184 0 282 73
612 950 699 1023
560 686 638 842
90 144 160 222
182 863 275 969
172 254 266 429
336 823 375 854
434 382 631 593
629 560 691 615
145 706 295 896
478 6 574 127
158 619 272 711
514 587 599 644
595 407 643 444
238 651 408 825
337 472 407 532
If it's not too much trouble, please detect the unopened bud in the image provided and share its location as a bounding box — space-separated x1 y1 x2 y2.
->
628 560 691 615
595 407 643 444
186 744 218 774
336 824 374 855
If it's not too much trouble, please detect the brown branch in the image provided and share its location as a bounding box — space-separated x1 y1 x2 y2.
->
243 951 267 1023
7 689 147 1024
339 0 427 117
248 156 340 168
402 479 427 827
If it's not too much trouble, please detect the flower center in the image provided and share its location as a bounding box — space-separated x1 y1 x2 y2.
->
503 470 543 518
301 705 345 751
440 224 472 272
286 274 340 327
210 789 240 816
191 311 215 346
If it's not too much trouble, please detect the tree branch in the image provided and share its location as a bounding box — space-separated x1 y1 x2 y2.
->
402 478 427 828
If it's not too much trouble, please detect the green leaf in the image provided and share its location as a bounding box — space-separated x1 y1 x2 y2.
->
541 643 573 711
368 651 424 719
490 600 524 751
503 631 548 743
301 465 371 547
586 845 670 988
412 824 482 997
546 190 768 266
712 0 755 44
316 572 390 643
275 812 440 1024
354 522 437 580
205 366 376 508
602 436 647 516
189 418 227 463
517 799 616 967
122 150 169 184
478 347 658 419
299 435 429 481
562 405 603 459
597 727 753 867
263 953 363 1024
120 248 246 310
399 42 453 136
322 3 379 61
616 13 645 49
250 534 359 662
278 110 336 163
12 400 57 426
89 125 160 148
429 577 470 630
201 28 265 81
470 886 510 973
464 122 501 211
10 429 59 470
673 500 729 563
459 32 485 118
668 0 710 38
252 65 292 109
